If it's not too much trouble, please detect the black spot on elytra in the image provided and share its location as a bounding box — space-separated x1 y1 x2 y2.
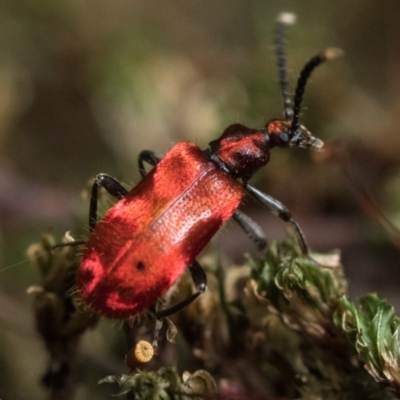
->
136 261 145 271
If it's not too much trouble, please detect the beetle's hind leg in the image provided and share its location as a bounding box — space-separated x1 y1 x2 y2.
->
233 210 267 251
245 183 309 256
51 174 128 250
89 174 128 232
152 260 207 349
53 151 161 251
90 151 163 232
155 260 207 320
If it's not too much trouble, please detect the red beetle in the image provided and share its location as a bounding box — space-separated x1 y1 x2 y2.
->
77 14 341 320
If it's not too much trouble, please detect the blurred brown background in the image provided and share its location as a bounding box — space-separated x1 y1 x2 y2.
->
1 1 400 398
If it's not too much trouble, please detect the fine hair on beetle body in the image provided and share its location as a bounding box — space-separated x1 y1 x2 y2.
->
55 12 343 332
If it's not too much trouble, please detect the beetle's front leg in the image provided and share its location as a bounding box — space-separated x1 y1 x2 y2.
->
245 183 309 256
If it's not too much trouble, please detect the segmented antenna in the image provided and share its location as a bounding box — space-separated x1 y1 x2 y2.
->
290 48 343 132
274 12 296 121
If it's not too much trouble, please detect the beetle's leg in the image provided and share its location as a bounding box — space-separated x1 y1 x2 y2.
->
245 184 309 256
233 210 267 251
153 261 206 347
89 174 128 232
152 319 164 351
138 150 163 177
155 260 207 319
51 174 127 250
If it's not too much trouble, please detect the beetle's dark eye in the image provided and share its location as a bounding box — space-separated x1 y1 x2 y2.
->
279 132 290 144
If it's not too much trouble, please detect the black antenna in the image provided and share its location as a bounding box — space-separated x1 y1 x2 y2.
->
290 48 343 132
274 12 296 121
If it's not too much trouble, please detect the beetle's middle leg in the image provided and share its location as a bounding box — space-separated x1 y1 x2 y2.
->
233 210 267 251
245 183 309 256
138 150 163 177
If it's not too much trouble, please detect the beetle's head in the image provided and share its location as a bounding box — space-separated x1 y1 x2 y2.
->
266 119 324 150
264 44 342 152
208 120 323 181
207 21 341 181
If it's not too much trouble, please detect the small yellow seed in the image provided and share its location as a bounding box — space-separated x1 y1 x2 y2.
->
134 340 154 363
126 340 155 370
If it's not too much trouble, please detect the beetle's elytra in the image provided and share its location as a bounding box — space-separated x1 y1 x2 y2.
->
77 13 342 320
